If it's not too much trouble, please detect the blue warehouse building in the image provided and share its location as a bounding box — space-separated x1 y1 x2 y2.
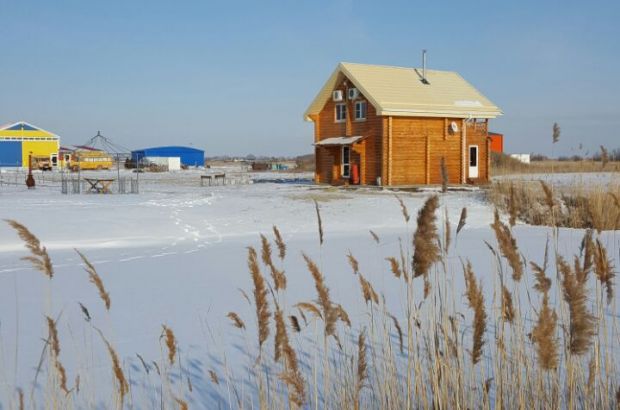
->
131 146 205 167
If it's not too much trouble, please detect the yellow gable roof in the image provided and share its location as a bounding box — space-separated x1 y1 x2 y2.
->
304 62 502 120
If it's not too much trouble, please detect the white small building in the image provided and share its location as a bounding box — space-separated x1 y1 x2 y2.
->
510 154 531 164
145 156 181 171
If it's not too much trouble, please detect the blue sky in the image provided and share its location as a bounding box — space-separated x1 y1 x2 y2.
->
1 0 618 156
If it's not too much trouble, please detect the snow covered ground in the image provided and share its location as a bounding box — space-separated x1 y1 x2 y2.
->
0 170 618 407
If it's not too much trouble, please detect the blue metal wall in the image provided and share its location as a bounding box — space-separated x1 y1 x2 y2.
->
131 146 204 167
0 141 22 167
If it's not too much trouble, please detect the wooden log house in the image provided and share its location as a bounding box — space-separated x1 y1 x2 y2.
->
304 63 502 186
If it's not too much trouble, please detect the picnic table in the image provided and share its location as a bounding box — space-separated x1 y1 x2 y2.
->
84 178 115 194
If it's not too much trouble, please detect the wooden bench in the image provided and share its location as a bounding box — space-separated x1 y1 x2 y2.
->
200 173 226 186
84 178 115 194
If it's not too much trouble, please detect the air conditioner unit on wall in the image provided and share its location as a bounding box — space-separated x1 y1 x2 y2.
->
332 90 344 102
348 88 360 100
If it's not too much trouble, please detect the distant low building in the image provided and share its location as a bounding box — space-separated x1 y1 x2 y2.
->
489 132 504 153
0 121 60 168
131 146 204 167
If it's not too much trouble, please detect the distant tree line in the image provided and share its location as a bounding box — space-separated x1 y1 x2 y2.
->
530 147 620 162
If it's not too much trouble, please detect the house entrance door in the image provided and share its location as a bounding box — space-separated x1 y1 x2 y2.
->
468 145 479 178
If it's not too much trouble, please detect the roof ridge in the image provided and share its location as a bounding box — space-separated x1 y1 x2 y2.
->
340 61 456 74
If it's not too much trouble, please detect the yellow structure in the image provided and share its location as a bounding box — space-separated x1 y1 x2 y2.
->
0 121 60 168
69 150 113 171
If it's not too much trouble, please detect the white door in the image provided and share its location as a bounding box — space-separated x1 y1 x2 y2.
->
468 145 479 179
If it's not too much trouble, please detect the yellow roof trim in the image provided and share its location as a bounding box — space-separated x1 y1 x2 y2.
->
304 62 502 121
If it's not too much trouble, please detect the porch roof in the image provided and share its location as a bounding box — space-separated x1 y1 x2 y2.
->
314 136 365 146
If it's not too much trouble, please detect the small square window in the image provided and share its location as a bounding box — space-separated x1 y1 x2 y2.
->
355 101 367 120
335 103 346 122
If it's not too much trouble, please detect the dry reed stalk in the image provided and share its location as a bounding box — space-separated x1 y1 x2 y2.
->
593 239 615 305
457 207 467 235
162 325 177 365
75 249 111 310
313 199 324 245
501 286 515 323
558 256 597 355
275 305 306 407
247 247 271 351
209 370 219 385
601 145 609 169
355 328 368 410
101 335 129 406
289 315 301 332
46 316 69 394
260 234 287 290
412 195 440 278
616 386 620 409
369 230 380 244
394 194 410 223
491 209 524 281
389 314 404 354
334 304 351 327
226 312 246 329
78 302 91 322
136 353 150 374
302 253 338 336
17 388 24 410
385 257 402 279
358 274 379 305
531 293 559 370
273 225 287 260
440 157 448 193
444 208 451 253
174 396 189 410
5 219 54 278
508 183 518 226
463 261 487 365
587 355 596 393
75 375 80 394
347 251 360 274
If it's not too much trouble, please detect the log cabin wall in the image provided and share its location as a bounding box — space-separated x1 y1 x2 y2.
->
314 78 383 185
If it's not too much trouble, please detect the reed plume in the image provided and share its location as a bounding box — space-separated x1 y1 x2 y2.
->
260 234 287 291
209 370 219 385
463 261 487 365
289 315 301 332
531 293 559 370
394 194 410 223
101 334 129 406
295 302 322 320
273 225 287 260
355 328 368 410
456 207 467 235
593 239 615 305
248 247 270 351
389 314 404 354
531 262 552 294
302 253 338 336
227 312 246 329
174 396 188 410
162 325 177 365
385 257 402 279
334 304 351 327
369 230 380 244
601 145 609 168
558 256 597 355
46 316 69 394
5 219 54 278
358 274 379 305
412 195 440 278
540 181 555 210
313 199 324 245
491 209 524 281
275 304 306 407
508 183 518 226
552 122 560 143
501 286 515 323
440 157 448 193
76 249 111 310
347 251 360 274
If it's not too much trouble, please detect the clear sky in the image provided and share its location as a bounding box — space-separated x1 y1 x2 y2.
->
1 0 618 157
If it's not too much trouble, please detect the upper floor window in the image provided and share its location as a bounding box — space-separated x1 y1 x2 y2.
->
355 101 367 121
335 103 346 123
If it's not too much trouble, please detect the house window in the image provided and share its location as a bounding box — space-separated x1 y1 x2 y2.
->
335 103 346 123
355 101 367 120
342 146 351 178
